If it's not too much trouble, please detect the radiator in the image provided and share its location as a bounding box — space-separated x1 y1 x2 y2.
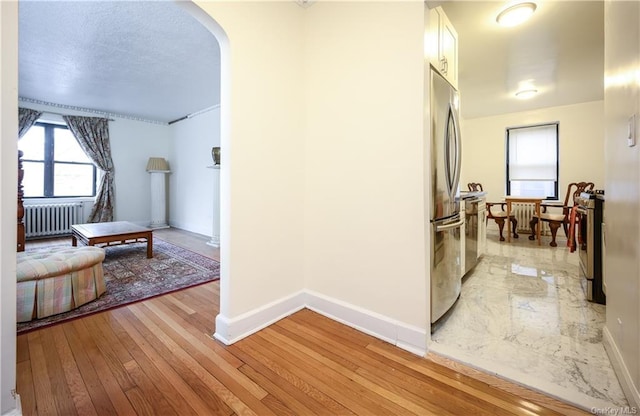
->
512 203 550 236
24 203 83 238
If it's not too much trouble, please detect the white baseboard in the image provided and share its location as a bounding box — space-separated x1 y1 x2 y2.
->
167 220 209 238
214 291 306 345
305 290 428 356
603 326 640 408
2 393 22 416
213 289 427 357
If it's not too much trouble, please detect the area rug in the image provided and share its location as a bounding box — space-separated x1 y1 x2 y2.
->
17 239 220 334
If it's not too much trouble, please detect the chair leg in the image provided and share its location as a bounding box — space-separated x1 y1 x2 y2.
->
528 217 539 241
510 217 519 239
548 222 561 247
494 218 506 241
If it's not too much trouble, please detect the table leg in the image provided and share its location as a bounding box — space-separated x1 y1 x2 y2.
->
146 233 153 258
536 202 541 246
71 235 77 247
506 201 512 242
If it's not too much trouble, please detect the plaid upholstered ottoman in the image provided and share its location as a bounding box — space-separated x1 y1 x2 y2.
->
16 246 106 322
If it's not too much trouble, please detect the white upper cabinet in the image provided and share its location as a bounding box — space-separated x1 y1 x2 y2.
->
428 6 459 90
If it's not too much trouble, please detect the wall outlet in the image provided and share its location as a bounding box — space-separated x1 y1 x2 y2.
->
628 114 637 147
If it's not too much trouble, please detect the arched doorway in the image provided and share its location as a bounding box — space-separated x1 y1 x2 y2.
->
0 3 232 413
174 1 230 341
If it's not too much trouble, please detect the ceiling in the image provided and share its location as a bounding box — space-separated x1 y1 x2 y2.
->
440 1 604 119
18 1 220 124
18 1 604 123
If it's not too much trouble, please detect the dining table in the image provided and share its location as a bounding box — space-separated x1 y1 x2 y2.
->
504 196 544 245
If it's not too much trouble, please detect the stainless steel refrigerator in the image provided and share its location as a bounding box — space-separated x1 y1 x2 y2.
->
430 68 464 324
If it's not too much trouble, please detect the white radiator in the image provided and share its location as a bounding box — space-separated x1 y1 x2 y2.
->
512 203 550 236
24 203 83 238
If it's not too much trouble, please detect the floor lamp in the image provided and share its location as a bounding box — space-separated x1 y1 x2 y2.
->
146 157 170 229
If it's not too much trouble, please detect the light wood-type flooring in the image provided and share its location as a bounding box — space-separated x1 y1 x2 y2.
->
16 228 589 415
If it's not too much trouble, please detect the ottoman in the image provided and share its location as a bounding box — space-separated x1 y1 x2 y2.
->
16 246 106 322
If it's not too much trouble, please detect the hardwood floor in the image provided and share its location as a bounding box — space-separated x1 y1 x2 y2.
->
17 229 589 415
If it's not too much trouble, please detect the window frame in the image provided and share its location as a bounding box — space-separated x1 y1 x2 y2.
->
20 121 97 198
505 122 559 200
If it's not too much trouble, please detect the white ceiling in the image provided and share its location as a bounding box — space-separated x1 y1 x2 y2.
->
18 1 603 123
18 1 220 124
440 1 604 119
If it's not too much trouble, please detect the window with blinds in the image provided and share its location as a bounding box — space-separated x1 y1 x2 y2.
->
506 123 559 199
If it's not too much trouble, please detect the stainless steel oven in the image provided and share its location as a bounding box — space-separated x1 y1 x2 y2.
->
575 190 606 304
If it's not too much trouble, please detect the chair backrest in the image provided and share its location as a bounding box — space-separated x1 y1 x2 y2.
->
468 182 483 192
564 182 595 207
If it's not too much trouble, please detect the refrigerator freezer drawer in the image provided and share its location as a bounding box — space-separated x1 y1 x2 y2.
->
431 216 463 324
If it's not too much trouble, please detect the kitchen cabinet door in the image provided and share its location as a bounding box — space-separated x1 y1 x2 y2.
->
429 6 458 90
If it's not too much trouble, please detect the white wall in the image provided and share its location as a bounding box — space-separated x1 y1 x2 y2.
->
0 2 19 413
16 101 172 226
109 119 171 224
168 107 220 236
193 2 307 325
304 2 426 328
602 0 640 407
460 100 605 201
192 1 428 350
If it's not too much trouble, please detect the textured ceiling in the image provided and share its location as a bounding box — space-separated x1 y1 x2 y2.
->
19 1 604 123
19 1 220 123
441 1 604 119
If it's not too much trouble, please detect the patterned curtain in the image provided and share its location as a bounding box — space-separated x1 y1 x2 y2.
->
18 107 42 138
63 115 115 223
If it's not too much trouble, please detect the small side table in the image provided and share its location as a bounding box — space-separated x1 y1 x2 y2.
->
504 196 544 245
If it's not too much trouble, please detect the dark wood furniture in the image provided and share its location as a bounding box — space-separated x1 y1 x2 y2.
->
529 181 595 247
17 150 25 252
467 183 518 242
72 221 153 258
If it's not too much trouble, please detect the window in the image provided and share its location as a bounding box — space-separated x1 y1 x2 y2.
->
506 123 559 199
19 122 96 198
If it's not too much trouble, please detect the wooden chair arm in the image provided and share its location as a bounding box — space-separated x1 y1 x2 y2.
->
540 202 565 214
486 202 507 209
486 202 507 218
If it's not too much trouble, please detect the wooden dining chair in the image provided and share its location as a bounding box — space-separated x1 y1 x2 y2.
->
467 183 518 241
529 181 595 247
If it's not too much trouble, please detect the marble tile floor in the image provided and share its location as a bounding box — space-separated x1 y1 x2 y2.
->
430 228 628 411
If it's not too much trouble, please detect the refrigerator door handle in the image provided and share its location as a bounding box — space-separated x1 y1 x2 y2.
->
444 112 452 197
444 103 461 198
450 103 462 196
435 218 465 232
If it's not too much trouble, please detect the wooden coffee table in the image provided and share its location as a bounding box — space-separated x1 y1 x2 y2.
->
72 221 154 258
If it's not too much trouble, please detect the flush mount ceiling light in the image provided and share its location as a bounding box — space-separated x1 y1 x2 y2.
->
515 89 538 99
496 2 537 27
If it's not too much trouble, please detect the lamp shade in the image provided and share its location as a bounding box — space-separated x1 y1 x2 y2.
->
146 157 170 172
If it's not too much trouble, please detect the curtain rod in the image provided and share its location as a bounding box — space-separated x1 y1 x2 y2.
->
39 109 115 122
168 104 220 125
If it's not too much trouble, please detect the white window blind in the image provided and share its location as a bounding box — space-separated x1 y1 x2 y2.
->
508 124 557 181
506 123 559 199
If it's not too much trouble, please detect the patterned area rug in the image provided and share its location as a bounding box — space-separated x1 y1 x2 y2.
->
17 239 220 334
